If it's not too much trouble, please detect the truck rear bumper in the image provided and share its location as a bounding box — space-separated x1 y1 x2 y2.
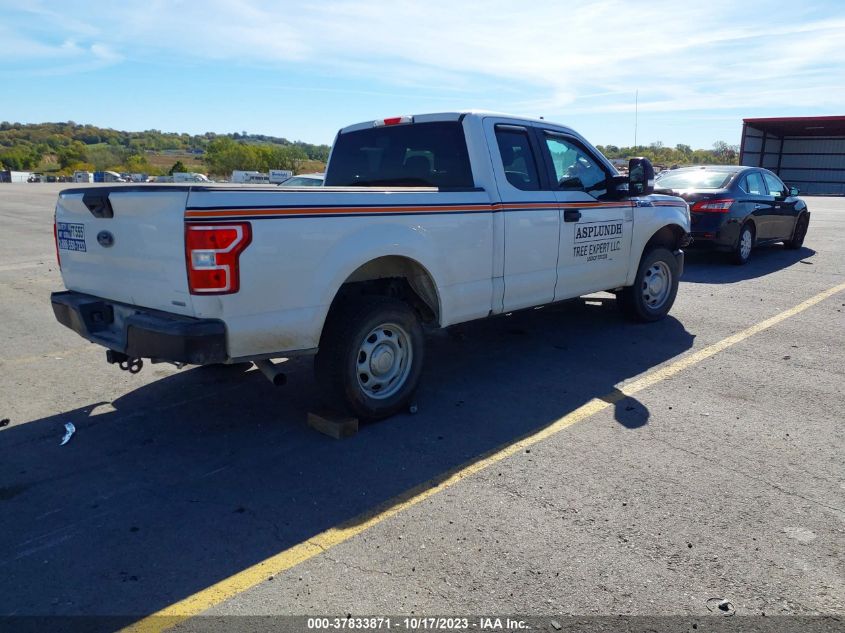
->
51 291 227 365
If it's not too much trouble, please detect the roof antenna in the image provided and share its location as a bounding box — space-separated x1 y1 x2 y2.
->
634 89 638 149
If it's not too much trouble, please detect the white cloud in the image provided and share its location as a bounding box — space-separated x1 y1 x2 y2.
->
3 0 845 113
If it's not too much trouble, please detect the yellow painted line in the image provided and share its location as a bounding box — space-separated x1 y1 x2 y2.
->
122 281 845 633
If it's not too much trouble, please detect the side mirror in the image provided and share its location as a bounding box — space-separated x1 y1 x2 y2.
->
628 157 655 196
789 186 800 196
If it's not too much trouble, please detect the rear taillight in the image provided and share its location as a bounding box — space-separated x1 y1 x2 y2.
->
185 222 252 294
691 199 734 213
53 213 61 269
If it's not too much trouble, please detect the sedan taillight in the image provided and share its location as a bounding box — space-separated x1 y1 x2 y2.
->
185 222 252 294
691 199 734 213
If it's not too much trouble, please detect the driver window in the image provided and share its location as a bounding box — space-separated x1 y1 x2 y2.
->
544 134 607 197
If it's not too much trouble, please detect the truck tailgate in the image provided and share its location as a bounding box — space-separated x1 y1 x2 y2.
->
55 187 195 316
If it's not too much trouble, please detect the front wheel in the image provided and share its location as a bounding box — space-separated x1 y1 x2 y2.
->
784 213 809 250
315 296 424 421
618 247 680 322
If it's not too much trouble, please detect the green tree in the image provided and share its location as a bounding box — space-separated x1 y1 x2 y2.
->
57 141 88 168
711 140 739 164
0 145 42 170
125 154 152 173
169 160 187 175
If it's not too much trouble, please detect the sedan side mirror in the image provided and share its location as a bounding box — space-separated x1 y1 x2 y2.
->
628 157 655 196
789 186 800 196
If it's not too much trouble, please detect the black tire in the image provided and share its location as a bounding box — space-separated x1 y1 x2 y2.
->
315 296 424 421
618 247 680 322
732 222 755 265
784 213 809 250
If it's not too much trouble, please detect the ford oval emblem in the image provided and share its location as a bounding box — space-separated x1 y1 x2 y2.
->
97 230 115 248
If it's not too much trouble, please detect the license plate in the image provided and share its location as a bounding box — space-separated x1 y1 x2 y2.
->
57 222 86 252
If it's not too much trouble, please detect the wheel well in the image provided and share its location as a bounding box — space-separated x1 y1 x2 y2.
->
328 256 440 326
644 224 686 252
741 218 756 236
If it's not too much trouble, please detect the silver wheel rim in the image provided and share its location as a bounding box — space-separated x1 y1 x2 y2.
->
740 228 753 259
641 261 672 310
356 322 413 400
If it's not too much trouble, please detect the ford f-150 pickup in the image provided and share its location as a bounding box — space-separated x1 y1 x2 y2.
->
51 111 690 419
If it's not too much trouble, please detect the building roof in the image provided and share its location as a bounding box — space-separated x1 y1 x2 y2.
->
743 115 845 137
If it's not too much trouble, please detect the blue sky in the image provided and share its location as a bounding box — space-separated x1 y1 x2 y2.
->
2 0 844 149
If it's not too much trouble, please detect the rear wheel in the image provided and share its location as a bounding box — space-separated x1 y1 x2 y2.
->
315 296 424 420
618 247 679 322
784 213 809 250
732 222 754 265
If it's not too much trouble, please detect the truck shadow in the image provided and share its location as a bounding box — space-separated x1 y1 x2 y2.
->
0 298 692 627
682 245 816 284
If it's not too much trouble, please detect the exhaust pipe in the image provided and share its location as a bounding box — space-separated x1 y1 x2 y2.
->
253 359 287 386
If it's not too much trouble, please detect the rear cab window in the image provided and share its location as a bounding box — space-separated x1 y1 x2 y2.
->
324 121 474 189
494 125 542 191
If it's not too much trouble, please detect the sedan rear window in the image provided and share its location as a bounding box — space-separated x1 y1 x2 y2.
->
655 170 733 190
325 121 474 189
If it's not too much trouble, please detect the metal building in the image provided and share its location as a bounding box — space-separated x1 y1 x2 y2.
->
740 116 845 195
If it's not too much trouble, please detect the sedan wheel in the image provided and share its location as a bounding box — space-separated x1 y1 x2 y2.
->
785 214 809 250
733 223 754 265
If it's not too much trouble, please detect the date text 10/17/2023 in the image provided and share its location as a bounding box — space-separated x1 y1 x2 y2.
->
306 616 529 630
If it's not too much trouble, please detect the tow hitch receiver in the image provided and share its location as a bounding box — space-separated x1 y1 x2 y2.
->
106 350 144 374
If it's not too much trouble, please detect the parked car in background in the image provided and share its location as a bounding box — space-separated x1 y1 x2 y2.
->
173 172 211 183
278 173 324 187
655 166 809 264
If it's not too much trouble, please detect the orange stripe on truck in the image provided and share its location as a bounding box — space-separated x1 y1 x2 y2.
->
184 201 630 219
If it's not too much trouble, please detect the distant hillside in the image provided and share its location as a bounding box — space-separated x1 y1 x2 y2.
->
0 121 331 176
0 120 738 176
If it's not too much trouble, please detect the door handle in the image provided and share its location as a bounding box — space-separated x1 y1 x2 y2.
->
753 204 765 210
563 209 582 222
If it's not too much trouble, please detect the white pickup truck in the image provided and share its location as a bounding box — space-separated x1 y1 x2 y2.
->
51 112 690 419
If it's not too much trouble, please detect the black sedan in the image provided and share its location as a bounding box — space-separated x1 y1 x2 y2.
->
655 165 810 264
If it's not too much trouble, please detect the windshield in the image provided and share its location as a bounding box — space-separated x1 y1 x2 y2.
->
655 170 733 190
325 121 474 188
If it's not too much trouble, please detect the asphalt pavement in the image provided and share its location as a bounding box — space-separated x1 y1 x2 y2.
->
0 185 843 631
